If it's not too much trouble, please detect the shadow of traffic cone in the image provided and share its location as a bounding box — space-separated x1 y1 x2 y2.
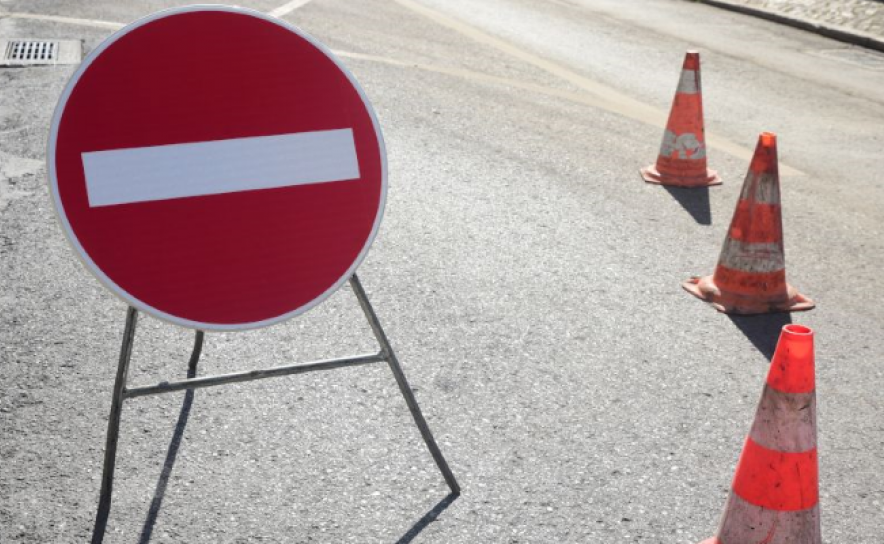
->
641 51 721 187
683 132 814 314
698 324 821 544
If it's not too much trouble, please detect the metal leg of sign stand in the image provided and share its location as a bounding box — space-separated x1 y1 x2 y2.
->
91 273 458 543
349 274 460 495
92 307 137 544
92 309 204 544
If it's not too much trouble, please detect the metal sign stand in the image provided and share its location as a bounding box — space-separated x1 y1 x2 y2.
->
92 273 459 544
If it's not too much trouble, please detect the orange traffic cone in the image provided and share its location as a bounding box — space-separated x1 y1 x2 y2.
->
698 324 821 544
683 132 813 314
641 51 721 187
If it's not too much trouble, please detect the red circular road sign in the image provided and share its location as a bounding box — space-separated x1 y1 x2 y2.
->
49 6 386 331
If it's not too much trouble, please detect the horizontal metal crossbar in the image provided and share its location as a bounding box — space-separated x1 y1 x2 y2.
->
123 352 386 399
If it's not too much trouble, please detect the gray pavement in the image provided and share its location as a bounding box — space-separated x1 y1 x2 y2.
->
2 0 884 543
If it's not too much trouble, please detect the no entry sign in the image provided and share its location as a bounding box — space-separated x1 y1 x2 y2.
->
49 6 386 331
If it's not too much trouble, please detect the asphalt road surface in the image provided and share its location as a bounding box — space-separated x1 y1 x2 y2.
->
2 0 883 542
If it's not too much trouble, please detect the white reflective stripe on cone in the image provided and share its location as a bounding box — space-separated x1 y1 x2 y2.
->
748 387 817 453
717 493 821 544
717 240 785 273
676 69 700 94
739 172 781 204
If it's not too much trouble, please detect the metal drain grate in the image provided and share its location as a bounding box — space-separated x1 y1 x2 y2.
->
6 40 57 61
0 39 81 66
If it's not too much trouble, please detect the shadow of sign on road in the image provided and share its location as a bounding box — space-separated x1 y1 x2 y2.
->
139 334 202 544
394 492 459 544
728 312 793 361
663 185 712 225
137 387 196 544
133 390 458 544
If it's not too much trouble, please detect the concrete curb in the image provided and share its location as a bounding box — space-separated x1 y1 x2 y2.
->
695 0 884 54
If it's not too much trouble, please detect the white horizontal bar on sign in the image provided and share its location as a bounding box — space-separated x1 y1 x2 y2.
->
82 129 360 207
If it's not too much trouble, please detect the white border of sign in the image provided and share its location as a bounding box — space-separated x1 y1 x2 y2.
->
47 5 388 332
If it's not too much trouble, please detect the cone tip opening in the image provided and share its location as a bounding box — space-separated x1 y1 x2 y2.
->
769 323 816 393
783 324 813 336
760 132 777 147
683 51 700 70
751 132 779 173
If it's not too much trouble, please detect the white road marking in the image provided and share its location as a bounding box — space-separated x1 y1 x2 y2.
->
1 0 315 31
2 12 124 30
82 129 360 207
269 0 315 18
